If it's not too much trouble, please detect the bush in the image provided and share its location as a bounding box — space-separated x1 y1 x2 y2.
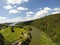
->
11 27 14 32
0 33 4 45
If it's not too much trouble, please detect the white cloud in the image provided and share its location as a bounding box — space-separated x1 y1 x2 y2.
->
34 7 52 19
3 0 29 14
24 0 28 2
3 5 13 10
54 8 60 11
14 6 17 7
33 7 60 19
26 12 34 17
52 12 60 14
0 16 7 23
7 0 28 4
52 8 60 14
1 7 60 23
8 7 28 14
43 7 52 11
6 17 23 23
0 17 23 23
27 15 30 16
9 9 18 14
0 16 7 20
26 12 34 15
0 16 34 23
17 7 28 11
39 8 42 10
3 6 28 14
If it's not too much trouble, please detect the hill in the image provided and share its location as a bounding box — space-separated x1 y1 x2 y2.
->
31 13 60 45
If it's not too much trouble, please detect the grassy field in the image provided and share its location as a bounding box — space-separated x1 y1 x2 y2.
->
0 26 28 43
40 31 56 45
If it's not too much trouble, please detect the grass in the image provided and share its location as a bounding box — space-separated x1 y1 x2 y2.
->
40 31 56 45
0 27 28 43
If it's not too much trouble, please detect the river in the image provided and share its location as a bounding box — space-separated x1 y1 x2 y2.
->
29 27 40 45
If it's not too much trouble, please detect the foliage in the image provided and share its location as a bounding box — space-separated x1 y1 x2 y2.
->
0 27 29 44
40 31 56 45
31 13 60 45
0 33 5 45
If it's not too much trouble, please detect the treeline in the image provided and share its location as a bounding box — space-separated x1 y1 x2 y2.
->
16 20 33 26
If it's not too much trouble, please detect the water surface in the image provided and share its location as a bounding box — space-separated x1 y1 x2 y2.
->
29 27 40 45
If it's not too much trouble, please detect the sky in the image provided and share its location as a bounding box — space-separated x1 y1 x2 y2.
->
0 0 60 23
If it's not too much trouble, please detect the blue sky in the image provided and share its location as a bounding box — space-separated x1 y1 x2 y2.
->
0 0 60 23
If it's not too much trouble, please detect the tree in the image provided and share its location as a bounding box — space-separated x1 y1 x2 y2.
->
11 27 14 32
0 33 4 45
